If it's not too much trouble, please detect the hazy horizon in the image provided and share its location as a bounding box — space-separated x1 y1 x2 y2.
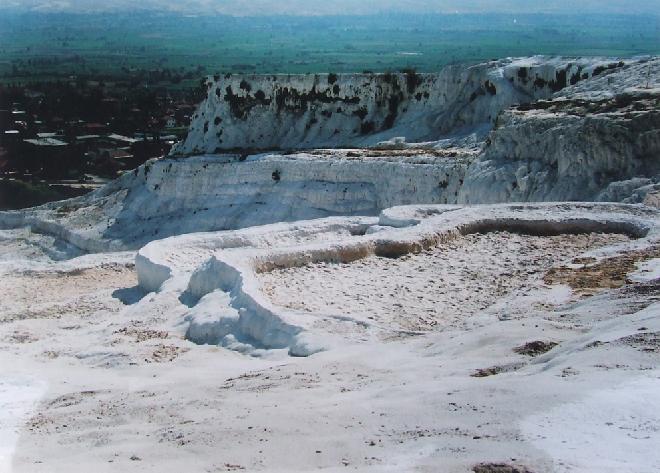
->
2 0 659 16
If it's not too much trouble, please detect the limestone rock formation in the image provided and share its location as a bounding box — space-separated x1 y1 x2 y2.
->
1 57 658 252
173 57 611 154
459 59 660 203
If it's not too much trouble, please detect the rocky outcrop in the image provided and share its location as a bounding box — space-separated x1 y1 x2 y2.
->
1 57 657 253
0 152 469 250
134 202 660 356
459 59 660 203
173 57 611 154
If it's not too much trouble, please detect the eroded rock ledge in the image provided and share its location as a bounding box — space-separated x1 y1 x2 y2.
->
173 57 617 154
0 57 657 254
134 202 660 356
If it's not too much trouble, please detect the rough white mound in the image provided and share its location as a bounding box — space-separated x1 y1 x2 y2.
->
1 57 657 254
174 57 613 154
1 56 659 473
1 202 659 471
133 202 659 356
460 59 660 204
0 153 467 251
258 231 630 333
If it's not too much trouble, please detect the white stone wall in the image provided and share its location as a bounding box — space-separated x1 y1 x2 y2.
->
174 57 606 154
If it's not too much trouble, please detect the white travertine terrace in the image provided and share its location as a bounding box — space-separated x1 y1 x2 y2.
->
1 56 659 473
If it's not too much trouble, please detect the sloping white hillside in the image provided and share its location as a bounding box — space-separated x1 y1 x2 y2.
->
2 57 657 255
174 57 616 154
0 56 659 473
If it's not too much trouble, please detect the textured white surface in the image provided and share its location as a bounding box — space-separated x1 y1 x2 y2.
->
1 57 657 254
174 57 613 154
1 56 659 472
459 59 660 203
521 374 660 473
0 376 47 473
1 202 659 471
133 202 660 355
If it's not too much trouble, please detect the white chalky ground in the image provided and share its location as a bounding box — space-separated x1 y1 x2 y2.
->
259 232 630 332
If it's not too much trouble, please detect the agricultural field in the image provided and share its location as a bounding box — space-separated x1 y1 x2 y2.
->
1 12 658 82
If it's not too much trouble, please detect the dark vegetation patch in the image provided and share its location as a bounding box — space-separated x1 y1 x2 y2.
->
591 318 660 353
471 363 524 378
550 68 567 92
353 107 368 120
533 77 547 88
471 366 505 377
513 340 558 356
239 79 252 92
484 80 497 95
224 85 272 120
544 245 660 293
305 116 318 130
328 73 338 84
0 179 88 210
383 91 403 130
470 87 486 102
615 331 660 353
516 94 660 116
473 463 534 473
403 68 422 94
570 66 585 85
532 68 569 92
360 120 376 135
620 279 660 297
593 61 626 76
115 327 168 342
274 85 359 113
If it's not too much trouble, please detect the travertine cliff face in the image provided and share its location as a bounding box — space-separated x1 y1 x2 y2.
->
459 59 660 203
2 57 657 252
0 152 469 250
173 57 610 154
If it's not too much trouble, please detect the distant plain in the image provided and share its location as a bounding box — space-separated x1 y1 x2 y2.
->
1 12 659 84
